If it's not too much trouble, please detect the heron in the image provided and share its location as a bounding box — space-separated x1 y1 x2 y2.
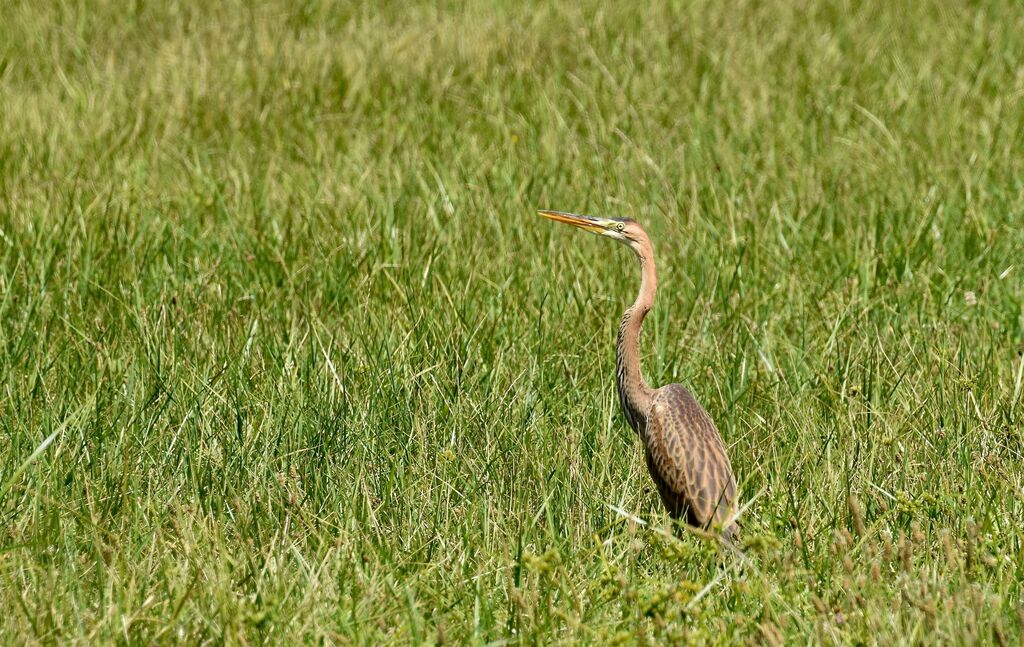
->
538 210 738 541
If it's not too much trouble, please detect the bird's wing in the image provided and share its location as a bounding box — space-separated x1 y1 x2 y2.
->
647 386 736 528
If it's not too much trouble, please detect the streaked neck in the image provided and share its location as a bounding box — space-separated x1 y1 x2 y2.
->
616 246 656 434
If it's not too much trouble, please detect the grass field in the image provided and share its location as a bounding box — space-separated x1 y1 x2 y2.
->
2 0 1024 643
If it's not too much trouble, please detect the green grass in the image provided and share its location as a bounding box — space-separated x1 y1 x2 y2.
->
2 0 1024 643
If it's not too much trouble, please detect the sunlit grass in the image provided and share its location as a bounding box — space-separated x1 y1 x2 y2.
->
2 0 1023 643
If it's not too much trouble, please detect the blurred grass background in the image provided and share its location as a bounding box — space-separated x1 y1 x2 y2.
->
2 0 1023 643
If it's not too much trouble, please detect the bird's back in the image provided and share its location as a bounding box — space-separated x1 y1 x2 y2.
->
642 384 737 536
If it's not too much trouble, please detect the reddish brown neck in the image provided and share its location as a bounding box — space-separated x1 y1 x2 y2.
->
615 239 657 434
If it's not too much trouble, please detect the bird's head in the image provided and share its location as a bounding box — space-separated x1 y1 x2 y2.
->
537 209 648 257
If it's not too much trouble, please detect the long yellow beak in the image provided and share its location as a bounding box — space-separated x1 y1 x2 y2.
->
537 210 605 234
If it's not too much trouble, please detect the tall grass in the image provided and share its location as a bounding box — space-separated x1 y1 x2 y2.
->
2 0 1023 642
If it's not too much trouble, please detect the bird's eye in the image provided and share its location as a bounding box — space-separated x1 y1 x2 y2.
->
616 222 625 232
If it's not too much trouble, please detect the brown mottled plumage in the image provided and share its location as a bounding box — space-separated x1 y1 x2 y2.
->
538 210 738 540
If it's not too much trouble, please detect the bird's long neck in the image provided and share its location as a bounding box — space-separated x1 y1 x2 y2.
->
616 245 657 435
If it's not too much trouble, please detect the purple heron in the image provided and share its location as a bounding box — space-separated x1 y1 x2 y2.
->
538 210 738 540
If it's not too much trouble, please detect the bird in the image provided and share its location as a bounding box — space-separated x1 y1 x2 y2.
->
538 209 739 541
